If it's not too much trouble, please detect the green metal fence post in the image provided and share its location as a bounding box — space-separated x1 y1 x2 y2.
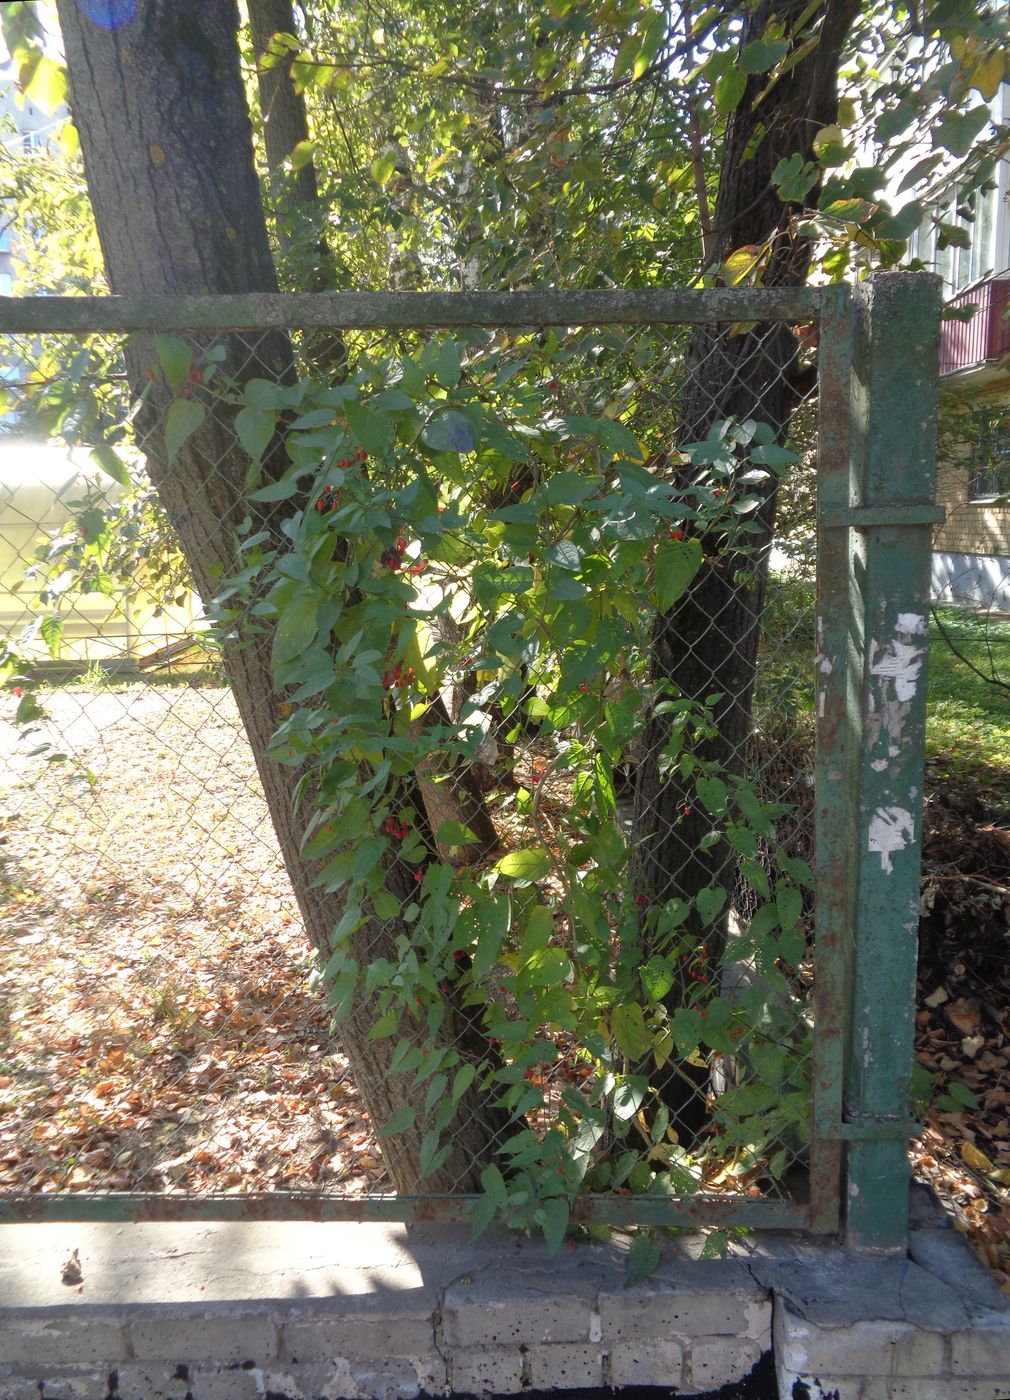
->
842 272 943 1251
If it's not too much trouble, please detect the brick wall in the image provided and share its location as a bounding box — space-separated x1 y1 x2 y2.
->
934 382 1010 558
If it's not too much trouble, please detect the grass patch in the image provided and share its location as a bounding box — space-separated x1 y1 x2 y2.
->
927 608 1010 806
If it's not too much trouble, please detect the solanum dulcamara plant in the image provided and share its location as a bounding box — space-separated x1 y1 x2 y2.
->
188 326 813 1263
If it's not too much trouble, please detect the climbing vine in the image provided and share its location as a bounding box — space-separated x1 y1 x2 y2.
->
199 326 814 1254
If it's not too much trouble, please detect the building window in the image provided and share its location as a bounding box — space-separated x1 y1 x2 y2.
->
969 408 1010 499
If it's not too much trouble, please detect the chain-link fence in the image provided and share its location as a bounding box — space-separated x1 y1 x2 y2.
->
0 284 939 1243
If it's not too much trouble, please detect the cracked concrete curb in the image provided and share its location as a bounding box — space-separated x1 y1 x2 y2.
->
0 1190 1008 1399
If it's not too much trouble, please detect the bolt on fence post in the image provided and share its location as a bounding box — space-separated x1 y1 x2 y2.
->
842 272 942 1252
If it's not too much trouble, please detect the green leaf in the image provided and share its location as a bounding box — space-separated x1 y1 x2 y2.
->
89 445 131 489
521 945 572 990
714 70 747 116
155 335 193 392
371 149 397 185
451 1064 477 1103
695 775 728 815
776 883 803 931
436 820 478 848
419 1129 451 1180
471 894 511 980
739 39 788 73
612 1003 651 1061
165 397 206 465
469 1192 499 1241
291 139 316 170
480 1162 509 1207
235 406 276 465
945 1080 978 1111
436 339 462 389
272 592 318 665
654 537 703 612
539 1196 570 1254
874 100 916 144
346 401 394 456
933 105 990 158
877 200 924 241
378 1106 416 1137
772 154 818 204
542 468 601 505
495 847 552 882
243 378 295 411
544 540 583 571
696 885 727 926
422 410 475 454
640 956 674 1004
700 1229 729 1260
625 1230 663 1286
372 889 401 921
612 1075 647 1121
40 614 63 658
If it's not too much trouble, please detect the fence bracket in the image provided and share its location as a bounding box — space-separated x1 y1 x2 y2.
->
820 505 945 530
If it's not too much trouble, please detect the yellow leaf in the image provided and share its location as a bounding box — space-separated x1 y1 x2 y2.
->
149 144 167 166
720 245 763 287
961 1141 994 1173
837 96 857 128
813 124 845 156
971 50 1007 102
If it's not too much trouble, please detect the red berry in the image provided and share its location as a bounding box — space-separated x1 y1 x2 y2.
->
635 894 648 908
145 368 156 380
13 686 22 698
671 529 684 540
548 379 560 390
414 869 424 884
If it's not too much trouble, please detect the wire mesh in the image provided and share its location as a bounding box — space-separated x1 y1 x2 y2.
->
0 305 823 1219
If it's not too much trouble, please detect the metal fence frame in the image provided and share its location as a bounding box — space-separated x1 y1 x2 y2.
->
0 274 941 1250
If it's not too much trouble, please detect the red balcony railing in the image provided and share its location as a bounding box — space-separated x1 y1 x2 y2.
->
939 276 1010 376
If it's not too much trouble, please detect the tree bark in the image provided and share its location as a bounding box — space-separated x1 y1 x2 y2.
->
55 0 512 1192
629 0 861 1137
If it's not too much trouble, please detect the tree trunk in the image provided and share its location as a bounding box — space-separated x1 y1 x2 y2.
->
629 0 861 1137
56 0 512 1192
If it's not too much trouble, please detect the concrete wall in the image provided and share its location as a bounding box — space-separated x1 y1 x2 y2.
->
1 1196 1009 1400
932 550 1010 611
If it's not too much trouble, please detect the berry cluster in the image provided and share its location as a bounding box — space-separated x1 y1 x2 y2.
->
315 484 341 513
382 662 416 690
380 536 426 575
337 447 369 467
382 814 411 840
179 364 203 399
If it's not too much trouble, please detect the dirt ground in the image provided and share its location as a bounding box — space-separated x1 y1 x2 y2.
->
1 682 1008 1294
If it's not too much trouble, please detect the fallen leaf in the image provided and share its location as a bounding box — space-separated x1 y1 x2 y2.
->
962 1142 995 1173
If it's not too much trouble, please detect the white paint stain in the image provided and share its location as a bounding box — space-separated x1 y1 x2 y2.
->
870 637 923 702
868 806 915 873
871 758 888 772
865 615 927 752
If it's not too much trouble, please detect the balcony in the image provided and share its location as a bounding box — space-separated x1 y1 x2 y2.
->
939 275 1010 377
